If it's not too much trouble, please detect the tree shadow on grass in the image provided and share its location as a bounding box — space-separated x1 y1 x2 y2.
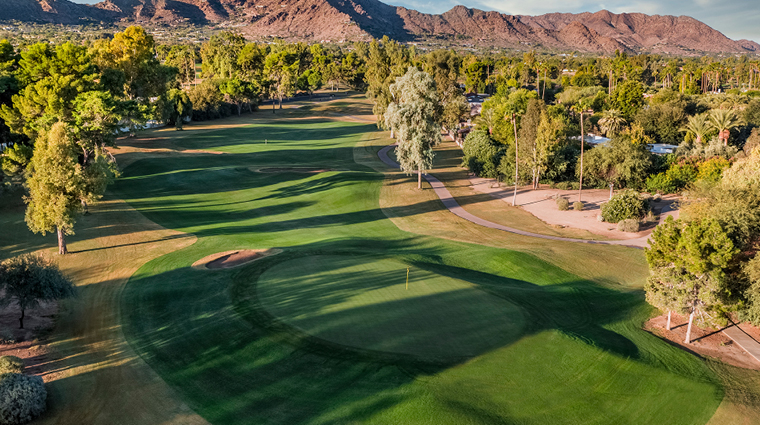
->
116 243 660 425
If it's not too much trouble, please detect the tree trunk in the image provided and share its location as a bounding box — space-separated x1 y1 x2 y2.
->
272 100 275 114
279 95 283 110
19 308 24 329
578 112 585 203
417 166 422 190
685 310 695 344
237 103 242 116
512 114 519 206
57 226 68 255
666 310 671 331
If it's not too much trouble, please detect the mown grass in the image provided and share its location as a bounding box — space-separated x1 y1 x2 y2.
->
116 97 727 424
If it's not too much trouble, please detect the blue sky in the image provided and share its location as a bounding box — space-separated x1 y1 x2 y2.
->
70 0 759 42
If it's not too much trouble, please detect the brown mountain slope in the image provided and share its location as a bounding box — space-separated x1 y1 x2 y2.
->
1 0 115 24
1 0 757 55
518 10 760 54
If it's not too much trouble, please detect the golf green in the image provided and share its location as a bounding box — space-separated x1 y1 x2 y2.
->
257 255 526 359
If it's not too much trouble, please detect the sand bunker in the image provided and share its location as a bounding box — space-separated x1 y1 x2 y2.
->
192 249 282 270
255 167 334 173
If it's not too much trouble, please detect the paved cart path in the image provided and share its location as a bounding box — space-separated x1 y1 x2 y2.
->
378 145 646 249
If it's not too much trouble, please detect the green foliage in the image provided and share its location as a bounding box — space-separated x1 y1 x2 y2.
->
696 157 731 184
617 219 640 233
201 32 245 80
635 102 686 145
580 125 654 189
570 72 598 87
24 123 86 242
645 216 737 324
646 172 676 194
385 67 440 180
601 189 649 223
461 130 501 178
0 357 23 375
0 373 46 425
573 201 583 211
158 88 192 129
556 197 569 211
611 80 645 119
0 253 75 329
0 143 32 188
722 145 760 188
188 80 225 121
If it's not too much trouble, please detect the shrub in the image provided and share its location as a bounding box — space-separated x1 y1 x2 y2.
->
0 373 46 425
556 197 569 211
696 157 732 184
0 357 23 375
555 181 572 190
617 219 641 233
601 189 649 223
573 201 583 211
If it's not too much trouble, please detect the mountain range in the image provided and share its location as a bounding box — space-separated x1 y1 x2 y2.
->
2 0 758 55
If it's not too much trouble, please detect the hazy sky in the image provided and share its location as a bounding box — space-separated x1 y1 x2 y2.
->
69 0 759 42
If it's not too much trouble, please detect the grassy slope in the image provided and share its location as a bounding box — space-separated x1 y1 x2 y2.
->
116 97 725 424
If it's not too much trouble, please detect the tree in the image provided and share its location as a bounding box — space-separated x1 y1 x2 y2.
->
200 32 245 80
645 216 737 343
0 253 75 328
708 108 743 146
680 114 713 145
461 130 501 178
165 45 197 86
385 67 441 189
159 88 192 130
611 80 645 119
264 50 299 110
24 123 88 255
297 69 323 99
219 79 259 116
580 124 654 190
598 109 626 137
572 99 593 202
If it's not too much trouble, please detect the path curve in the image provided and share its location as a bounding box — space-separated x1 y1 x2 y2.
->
378 145 647 249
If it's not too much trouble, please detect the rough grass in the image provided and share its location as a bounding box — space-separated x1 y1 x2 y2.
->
116 96 726 424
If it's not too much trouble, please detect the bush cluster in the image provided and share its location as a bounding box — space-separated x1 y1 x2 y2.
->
601 190 649 223
0 373 46 425
573 201 584 211
617 219 641 233
646 157 733 194
556 197 569 211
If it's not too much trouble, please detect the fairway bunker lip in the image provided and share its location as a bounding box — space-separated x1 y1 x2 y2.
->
192 249 282 270
253 167 336 174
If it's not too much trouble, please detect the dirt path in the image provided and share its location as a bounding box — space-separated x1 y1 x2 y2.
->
378 145 646 249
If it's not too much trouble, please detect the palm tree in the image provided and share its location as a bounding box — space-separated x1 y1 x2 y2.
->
572 99 593 203
680 114 712 145
598 109 627 137
708 109 743 146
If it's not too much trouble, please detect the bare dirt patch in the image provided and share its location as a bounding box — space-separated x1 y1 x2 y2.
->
470 177 680 243
0 295 58 381
192 249 282 270
645 313 760 371
254 167 334 174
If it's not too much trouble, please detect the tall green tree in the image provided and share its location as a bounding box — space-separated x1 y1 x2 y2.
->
385 67 441 189
0 253 75 329
264 50 299 110
25 123 91 254
645 216 738 343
